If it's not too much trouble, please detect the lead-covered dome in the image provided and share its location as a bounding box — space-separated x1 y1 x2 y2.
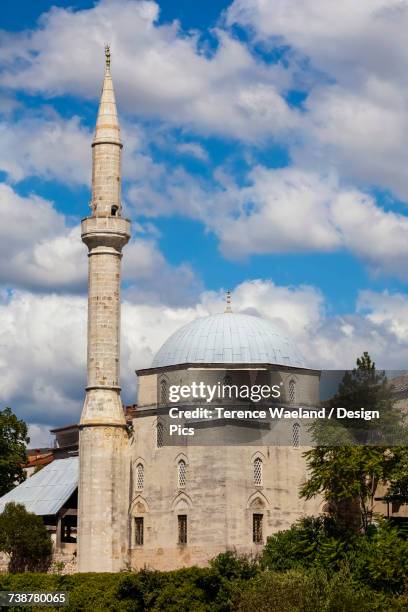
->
151 312 306 369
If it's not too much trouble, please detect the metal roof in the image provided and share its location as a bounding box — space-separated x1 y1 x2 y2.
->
0 457 78 516
152 312 306 369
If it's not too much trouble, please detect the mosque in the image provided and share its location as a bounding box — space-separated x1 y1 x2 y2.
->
0 48 323 572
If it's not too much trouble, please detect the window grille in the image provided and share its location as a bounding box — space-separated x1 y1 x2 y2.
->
293 422 300 448
254 457 263 486
136 463 144 490
253 514 263 543
160 380 167 405
135 517 144 546
178 460 186 488
289 380 296 403
178 514 187 544
157 422 164 448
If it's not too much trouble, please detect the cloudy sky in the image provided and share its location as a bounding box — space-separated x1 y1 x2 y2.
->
2 0 408 446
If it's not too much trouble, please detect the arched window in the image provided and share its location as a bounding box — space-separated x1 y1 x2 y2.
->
160 380 168 405
157 422 164 448
253 513 263 543
289 380 296 404
178 460 186 488
223 374 233 386
293 422 300 448
136 463 144 490
254 457 263 486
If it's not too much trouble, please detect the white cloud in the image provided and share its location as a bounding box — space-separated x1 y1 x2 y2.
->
0 183 200 299
227 0 408 199
226 0 408 86
3 0 408 226
358 290 408 341
0 280 323 437
0 292 86 430
175 142 209 162
201 279 324 338
27 424 53 449
308 289 408 371
331 190 408 277
213 166 341 257
3 280 408 447
0 184 86 291
127 162 408 278
2 0 408 204
0 114 90 185
294 81 408 201
0 0 295 142
123 238 202 306
0 106 156 188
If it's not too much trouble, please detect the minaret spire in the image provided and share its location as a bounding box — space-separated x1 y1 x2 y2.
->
78 46 131 573
91 45 122 216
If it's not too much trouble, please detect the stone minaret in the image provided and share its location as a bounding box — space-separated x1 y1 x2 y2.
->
78 46 131 572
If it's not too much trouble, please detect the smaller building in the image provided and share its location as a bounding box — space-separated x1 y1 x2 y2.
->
24 449 54 477
0 457 78 566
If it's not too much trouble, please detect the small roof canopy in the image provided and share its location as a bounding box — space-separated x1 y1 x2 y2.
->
0 457 78 516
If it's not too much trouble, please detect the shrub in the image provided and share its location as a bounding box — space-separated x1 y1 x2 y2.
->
0 531 406 610
348 522 408 593
0 503 52 573
260 516 354 572
233 567 388 612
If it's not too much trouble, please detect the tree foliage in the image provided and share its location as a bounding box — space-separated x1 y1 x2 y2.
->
300 352 408 531
260 517 408 596
0 502 52 572
0 550 406 611
0 407 29 497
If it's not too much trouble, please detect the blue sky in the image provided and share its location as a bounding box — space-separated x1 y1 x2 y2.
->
1 0 408 444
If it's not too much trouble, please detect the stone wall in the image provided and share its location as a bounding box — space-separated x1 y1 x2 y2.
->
128 365 322 570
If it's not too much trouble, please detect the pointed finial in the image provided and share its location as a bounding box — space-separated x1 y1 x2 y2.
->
225 290 232 313
105 44 111 70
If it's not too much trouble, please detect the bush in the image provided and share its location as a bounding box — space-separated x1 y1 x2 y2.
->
233 567 391 612
261 516 408 597
0 564 402 612
0 532 406 610
348 522 408 593
260 516 353 572
116 555 257 612
0 503 52 572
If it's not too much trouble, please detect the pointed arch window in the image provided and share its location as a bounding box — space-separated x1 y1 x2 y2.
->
253 514 263 543
136 463 144 490
178 460 186 488
293 422 300 448
223 374 233 386
254 457 263 486
289 380 296 404
135 517 144 546
160 380 168 405
157 422 164 448
178 515 187 544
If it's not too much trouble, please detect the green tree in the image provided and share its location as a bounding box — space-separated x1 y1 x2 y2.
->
260 516 352 573
0 502 52 572
0 407 29 497
300 353 407 532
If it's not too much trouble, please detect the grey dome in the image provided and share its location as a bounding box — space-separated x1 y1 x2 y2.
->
152 312 306 368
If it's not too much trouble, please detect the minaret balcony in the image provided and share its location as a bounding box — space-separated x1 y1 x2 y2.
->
81 216 131 251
